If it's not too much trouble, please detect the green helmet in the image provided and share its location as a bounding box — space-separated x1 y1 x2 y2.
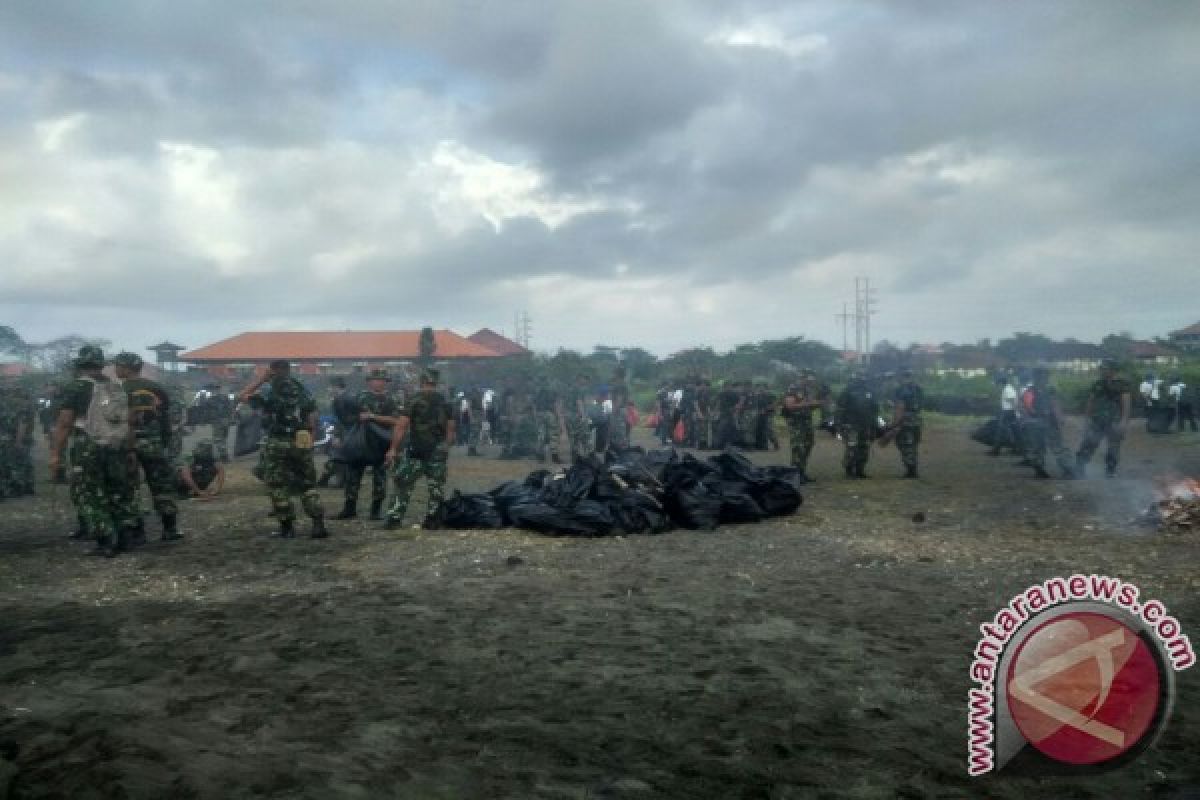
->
74 345 106 368
113 351 143 370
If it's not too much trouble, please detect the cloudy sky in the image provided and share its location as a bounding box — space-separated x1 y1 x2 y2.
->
1 1 1197 359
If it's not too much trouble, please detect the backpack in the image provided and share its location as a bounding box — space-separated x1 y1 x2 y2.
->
79 377 129 447
127 385 161 431
407 391 450 458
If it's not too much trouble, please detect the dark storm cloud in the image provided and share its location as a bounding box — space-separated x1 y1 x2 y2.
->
1 0 1198 355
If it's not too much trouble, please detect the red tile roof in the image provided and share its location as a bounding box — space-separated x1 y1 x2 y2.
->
467 328 529 356
1170 322 1200 337
1128 341 1175 358
181 330 501 362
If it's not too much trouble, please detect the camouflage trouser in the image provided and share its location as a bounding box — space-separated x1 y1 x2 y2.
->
468 413 485 450
1076 418 1123 473
608 414 630 450
506 415 540 459
1024 418 1074 475
895 424 921 470
387 454 448 524
262 436 323 523
344 463 387 507
0 435 16 498
786 417 814 471
715 415 738 450
70 439 136 541
211 419 231 460
13 441 34 495
538 411 561 459
840 426 872 473
565 414 590 459
694 416 711 450
132 438 179 517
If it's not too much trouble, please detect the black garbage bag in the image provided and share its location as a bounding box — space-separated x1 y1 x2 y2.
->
524 469 553 489
709 449 762 483
754 467 805 515
713 478 767 524
337 422 392 467
541 460 600 507
507 501 611 536
490 481 540 523
443 491 505 529
662 476 723 530
971 419 1000 447
607 489 673 534
233 413 264 457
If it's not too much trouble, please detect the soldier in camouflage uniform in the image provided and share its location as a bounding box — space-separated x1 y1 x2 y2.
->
608 367 631 451
208 383 234 462
317 376 355 489
1075 358 1132 478
465 387 485 456
49 346 138 556
533 380 563 463
0 381 23 500
178 441 225 498
384 369 455 530
562 374 592 459
782 370 821 481
1024 366 1076 480
239 361 327 539
114 352 182 541
836 371 879 479
502 389 541 460
335 369 398 520
889 369 925 478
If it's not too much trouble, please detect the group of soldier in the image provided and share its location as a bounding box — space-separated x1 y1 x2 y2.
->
987 359 1138 479
11 342 1186 557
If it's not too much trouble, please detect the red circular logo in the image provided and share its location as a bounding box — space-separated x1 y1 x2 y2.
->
1006 612 1163 766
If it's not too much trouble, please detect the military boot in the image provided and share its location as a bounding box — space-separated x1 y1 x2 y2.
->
332 500 357 520
368 499 384 521
855 464 868 479
275 519 296 539
383 516 405 531
1075 456 1088 479
311 516 329 539
161 513 183 541
129 520 147 548
904 465 918 479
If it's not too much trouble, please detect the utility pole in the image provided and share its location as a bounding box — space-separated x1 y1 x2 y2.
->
513 311 532 350
852 278 879 364
835 302 853 354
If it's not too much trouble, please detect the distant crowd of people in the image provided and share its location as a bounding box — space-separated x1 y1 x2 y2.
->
2 344 1196 557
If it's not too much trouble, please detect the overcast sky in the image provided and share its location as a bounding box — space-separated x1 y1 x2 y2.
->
1 1 1197 359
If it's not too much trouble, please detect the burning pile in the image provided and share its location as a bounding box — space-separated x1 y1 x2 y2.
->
1141 477 1200 533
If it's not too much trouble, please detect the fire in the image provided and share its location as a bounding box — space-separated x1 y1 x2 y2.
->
1143 476 1200 532
1152 476 1200 503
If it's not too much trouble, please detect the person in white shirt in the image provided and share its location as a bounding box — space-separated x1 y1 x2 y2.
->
1170 376 1196 432
991 374 1022 456
1139 374 1155 407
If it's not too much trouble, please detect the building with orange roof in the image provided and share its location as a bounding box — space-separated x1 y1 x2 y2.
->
180 330 516 378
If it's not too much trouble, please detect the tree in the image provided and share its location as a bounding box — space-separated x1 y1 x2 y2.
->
417 326 436 368
30 335 111 373
0 325 23 356
618 347 659 381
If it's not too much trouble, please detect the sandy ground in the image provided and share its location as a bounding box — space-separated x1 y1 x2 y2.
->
1 416 1198 799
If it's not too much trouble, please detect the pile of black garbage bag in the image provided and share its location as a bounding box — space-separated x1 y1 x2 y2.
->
441 447 804 536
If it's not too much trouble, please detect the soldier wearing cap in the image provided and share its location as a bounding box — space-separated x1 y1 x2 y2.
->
49 345 139 556
383 368 455 530
334 369 399 520
114 351 182 541
889 368 925 479
1024 365 1076 479
782 369 822 481
1075 358 1132 478
239 360 327 539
